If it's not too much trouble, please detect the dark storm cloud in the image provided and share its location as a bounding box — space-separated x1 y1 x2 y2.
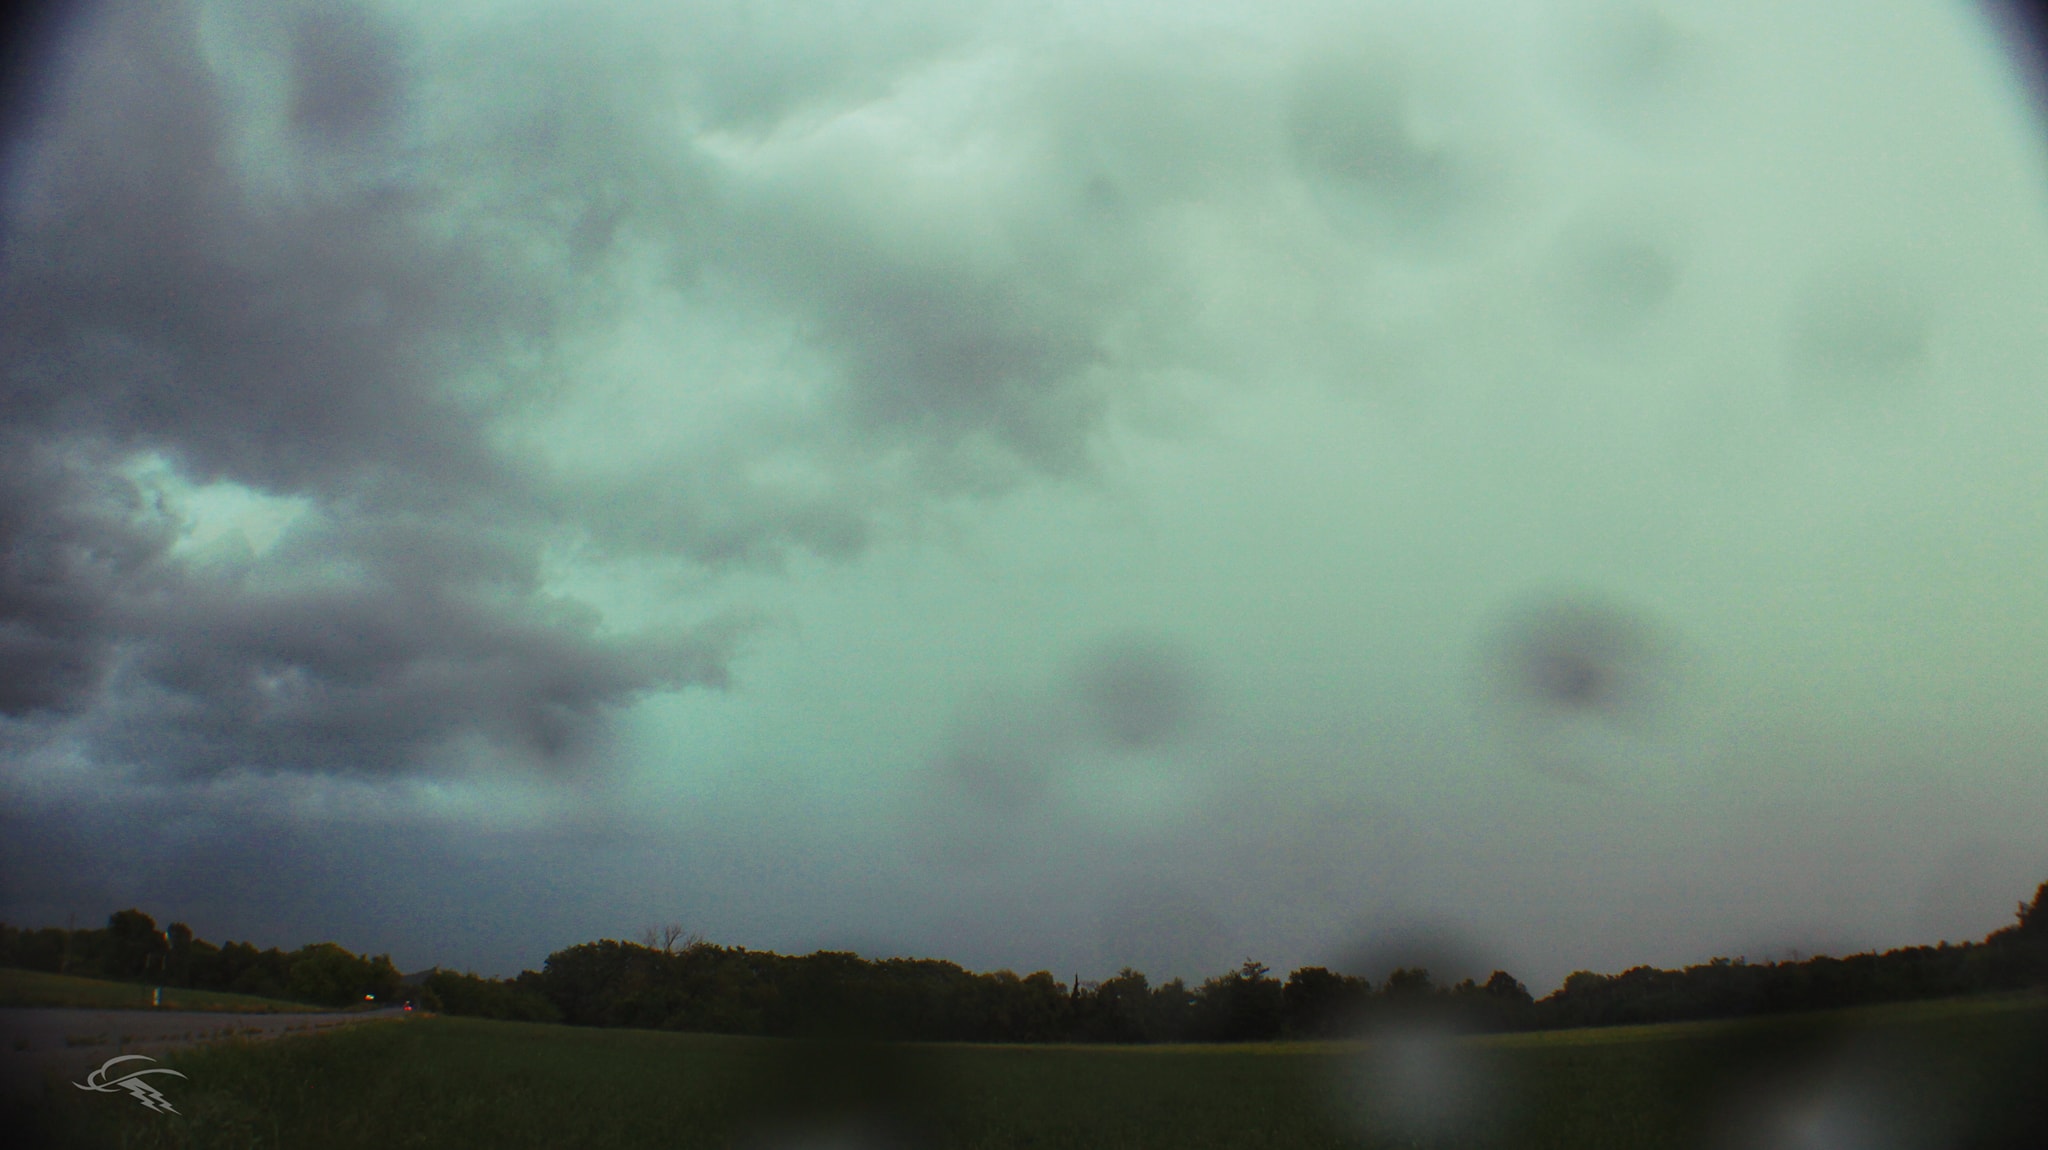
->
0 1 537 494
3 0 2044 1013
0 783 633 971
0 1 734 776
709 147 1119 484
1 0 1169 781
89 521 741 777
455 0 1150 521
0 2 84 168
0 435 172 715
287 6 406 141
811 261 1104 472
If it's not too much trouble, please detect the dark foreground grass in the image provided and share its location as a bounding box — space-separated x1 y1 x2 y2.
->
13 993 2045 1149
0 968 326 1013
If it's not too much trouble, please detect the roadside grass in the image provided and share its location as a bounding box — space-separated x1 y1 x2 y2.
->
0 969 327 1013
14 992 2045 1149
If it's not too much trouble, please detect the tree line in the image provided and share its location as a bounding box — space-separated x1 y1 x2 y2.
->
1532 879 2048 1030
0 908 402 1007
507 944 1537 1041
4 880 2042 1041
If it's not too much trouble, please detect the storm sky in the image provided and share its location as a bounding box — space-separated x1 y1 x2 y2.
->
4 0 2048 992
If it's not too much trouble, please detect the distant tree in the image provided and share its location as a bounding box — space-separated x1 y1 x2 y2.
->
1080 967 1151 1042
1980 881 2048 990
1142 977 1198 1042
1282 966 1371 1038
1560 970 1610 995
639 923 703 954
241 944 294 998
1383 966 1436 999
1195 959 1283 1042
182 937 224 989
412 982 445 1012
11 881 2045 1046
105 909 168 980
286 943 401 1006
1001 970 1071 1042
423 969 559 1021
165 922 194 984
2017 882 2048 936
0 925 71 974
1482 970 1531 1003
1465 969 1535 1030
533 940 635 1026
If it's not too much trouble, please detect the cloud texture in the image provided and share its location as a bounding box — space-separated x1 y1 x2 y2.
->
4 0 2048 987
0 1 735 775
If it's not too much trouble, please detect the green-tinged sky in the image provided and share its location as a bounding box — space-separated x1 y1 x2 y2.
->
3 0 2046 991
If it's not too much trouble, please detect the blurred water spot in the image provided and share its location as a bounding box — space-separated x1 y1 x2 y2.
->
911 701 1064 871
1555 1 1708 142
1548 229 1680 337
1578 3 1698 94
1071 631 1206 752
940 723 1053 813
1344 926 1489 992
1478 592 1678 783
1713 1071 1914 1150
1698 1022 2009 1150
1340 1015 1507 1145
1786 263 1930 398
1288 51 1481 248
1487 593 1665 719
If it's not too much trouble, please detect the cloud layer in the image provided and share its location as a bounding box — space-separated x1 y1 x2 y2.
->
0 1 737 776
5 0 2048 988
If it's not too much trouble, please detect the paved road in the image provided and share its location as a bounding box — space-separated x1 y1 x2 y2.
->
0 1006 408 1100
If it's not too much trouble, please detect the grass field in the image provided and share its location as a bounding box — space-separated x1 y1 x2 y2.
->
11 992 2044 1148
0 969 326 1013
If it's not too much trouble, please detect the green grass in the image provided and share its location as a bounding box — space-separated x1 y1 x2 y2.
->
12 992 2044 1149
0 968 326 1013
